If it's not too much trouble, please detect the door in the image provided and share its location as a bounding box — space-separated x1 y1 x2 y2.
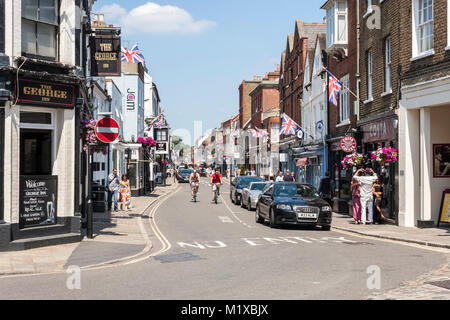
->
259 185 273 217
20 130 52 175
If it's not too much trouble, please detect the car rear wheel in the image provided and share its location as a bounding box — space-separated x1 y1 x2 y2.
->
255 206 264 224
241 197 246 208
269 209 277 229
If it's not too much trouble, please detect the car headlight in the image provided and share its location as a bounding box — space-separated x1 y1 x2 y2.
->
276 204 293 211
322 206 331 212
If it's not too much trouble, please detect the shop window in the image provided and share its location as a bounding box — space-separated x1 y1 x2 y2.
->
21 0 58 59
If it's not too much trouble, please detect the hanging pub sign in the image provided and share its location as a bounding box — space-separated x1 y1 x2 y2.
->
155 142 168 155
19 175 58 229
90 36 121 76
15 78 75 108
340 135 357 153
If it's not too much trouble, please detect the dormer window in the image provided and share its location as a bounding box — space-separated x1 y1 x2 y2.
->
324 0 348 49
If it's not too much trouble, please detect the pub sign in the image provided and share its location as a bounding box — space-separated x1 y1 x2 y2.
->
90 36 121 76
155 142 168 155
15 78 75 108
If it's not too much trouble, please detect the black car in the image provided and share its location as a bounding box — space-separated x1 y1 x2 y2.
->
178 169 193 183
230 176 263 205
255 182 332 230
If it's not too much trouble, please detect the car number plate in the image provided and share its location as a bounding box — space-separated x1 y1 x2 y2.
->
297 212 318 218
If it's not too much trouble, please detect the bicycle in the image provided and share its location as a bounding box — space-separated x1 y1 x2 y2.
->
211 183 221 204
191 182 199 202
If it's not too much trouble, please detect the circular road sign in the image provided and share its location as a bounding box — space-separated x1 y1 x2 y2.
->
340 135 357 153
95 117 120 143
296 129 304 140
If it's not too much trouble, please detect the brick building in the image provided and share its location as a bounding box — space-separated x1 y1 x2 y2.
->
321 0 359 213
249 67 280 175
238 77 262 129
398 0 450 227
278 20 326 175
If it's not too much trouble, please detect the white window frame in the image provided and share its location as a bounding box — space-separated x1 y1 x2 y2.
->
384 37 392 94
339 74 350 123
367 51 373 101
411 0 434 60
19 107 57 171
326 0 348 48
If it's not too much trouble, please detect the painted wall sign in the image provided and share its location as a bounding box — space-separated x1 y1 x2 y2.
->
126 88 135 111
15 79 75 107
340 136 357 153
362 117 396 143
90 36 121 76
19 175 57 229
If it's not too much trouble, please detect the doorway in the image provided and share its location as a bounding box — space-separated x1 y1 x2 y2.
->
20 130 52 175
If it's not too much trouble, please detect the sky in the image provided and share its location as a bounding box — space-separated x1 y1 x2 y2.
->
93 0 325 145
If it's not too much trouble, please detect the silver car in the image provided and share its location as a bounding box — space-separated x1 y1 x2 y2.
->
241 182 271 210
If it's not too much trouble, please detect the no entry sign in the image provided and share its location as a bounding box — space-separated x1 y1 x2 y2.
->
95 117 120 143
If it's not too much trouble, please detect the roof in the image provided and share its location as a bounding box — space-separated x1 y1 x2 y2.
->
302 23 326 50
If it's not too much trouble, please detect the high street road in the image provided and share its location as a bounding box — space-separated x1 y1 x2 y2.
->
0 179 448 300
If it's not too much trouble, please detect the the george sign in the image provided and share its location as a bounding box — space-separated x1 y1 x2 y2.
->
155 142 168 155
438 189 450 227
15 78 75 108
340 135 357 153
95 117 120 143
19 175 57 229
90 36 121 76
362 116 396 143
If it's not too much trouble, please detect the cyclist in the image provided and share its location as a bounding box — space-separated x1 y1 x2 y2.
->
210 168 223 202
189 167 200 201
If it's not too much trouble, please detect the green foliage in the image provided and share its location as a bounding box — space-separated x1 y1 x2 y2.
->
239 164 246 176
184 164 188 169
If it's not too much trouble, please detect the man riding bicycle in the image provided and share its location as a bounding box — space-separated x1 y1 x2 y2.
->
189 168 200 201
210 168 223 203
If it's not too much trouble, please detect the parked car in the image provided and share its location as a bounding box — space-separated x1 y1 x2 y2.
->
198 169 207 177
230 176 263 205
241 182 272 210
255 182 332 230
177 169 193 183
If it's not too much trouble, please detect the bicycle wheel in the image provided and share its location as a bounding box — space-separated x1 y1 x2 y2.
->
214 191 218 204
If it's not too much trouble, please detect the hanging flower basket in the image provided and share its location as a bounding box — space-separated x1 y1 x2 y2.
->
136 136 156 148
341 152 364 169
80 119 108 154
371 147 398 166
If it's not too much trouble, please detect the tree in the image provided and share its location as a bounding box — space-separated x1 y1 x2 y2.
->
239 164 246 176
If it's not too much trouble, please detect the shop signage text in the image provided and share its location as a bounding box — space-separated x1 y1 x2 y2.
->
340 136 357 153
362 117 396 143
90 36 121 76
126 88 135 111
16 79 75 107
156 142 168 155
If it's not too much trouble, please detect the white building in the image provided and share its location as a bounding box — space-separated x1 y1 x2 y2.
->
0 0 95 248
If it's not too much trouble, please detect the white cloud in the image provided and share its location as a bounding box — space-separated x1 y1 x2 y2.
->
98 2 216 35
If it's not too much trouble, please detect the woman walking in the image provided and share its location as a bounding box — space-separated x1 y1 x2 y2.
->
351 177 361 224
373 178 386 224
120 174 132 211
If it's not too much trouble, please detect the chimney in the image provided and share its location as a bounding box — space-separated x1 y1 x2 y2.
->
276 64 280 72
323 16 326 24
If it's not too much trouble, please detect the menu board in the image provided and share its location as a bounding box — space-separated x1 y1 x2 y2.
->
19 176 57 229
438 189 450 227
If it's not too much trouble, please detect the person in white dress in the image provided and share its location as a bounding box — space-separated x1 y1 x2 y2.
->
353 168 378 224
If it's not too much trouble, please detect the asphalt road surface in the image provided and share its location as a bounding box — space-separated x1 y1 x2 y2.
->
0 178 447 300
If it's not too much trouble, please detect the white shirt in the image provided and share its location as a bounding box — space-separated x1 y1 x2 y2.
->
354 175 378 199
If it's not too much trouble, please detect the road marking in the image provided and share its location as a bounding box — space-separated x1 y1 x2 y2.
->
219 216 234 223
220 194 254 228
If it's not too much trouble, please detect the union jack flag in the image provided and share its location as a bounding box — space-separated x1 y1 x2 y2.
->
155 115 165 129
257 128 269 137
121 44 145 64
251 129 261 138
328 71 342 106
280 113 298 136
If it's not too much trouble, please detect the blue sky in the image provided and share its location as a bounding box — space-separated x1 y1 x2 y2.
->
93 0 325 145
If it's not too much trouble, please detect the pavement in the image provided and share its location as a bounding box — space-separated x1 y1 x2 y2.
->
331 212 450 249
0 182 179 276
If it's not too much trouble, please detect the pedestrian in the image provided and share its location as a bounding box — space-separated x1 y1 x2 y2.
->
283 169 294 182
269 173 275 181
276 171 284 182
351 177 361 224
319 171 335 207
291 171 296 182
120 174 132 211
372 177 386 224
108 168 120 212
353 168 378 225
